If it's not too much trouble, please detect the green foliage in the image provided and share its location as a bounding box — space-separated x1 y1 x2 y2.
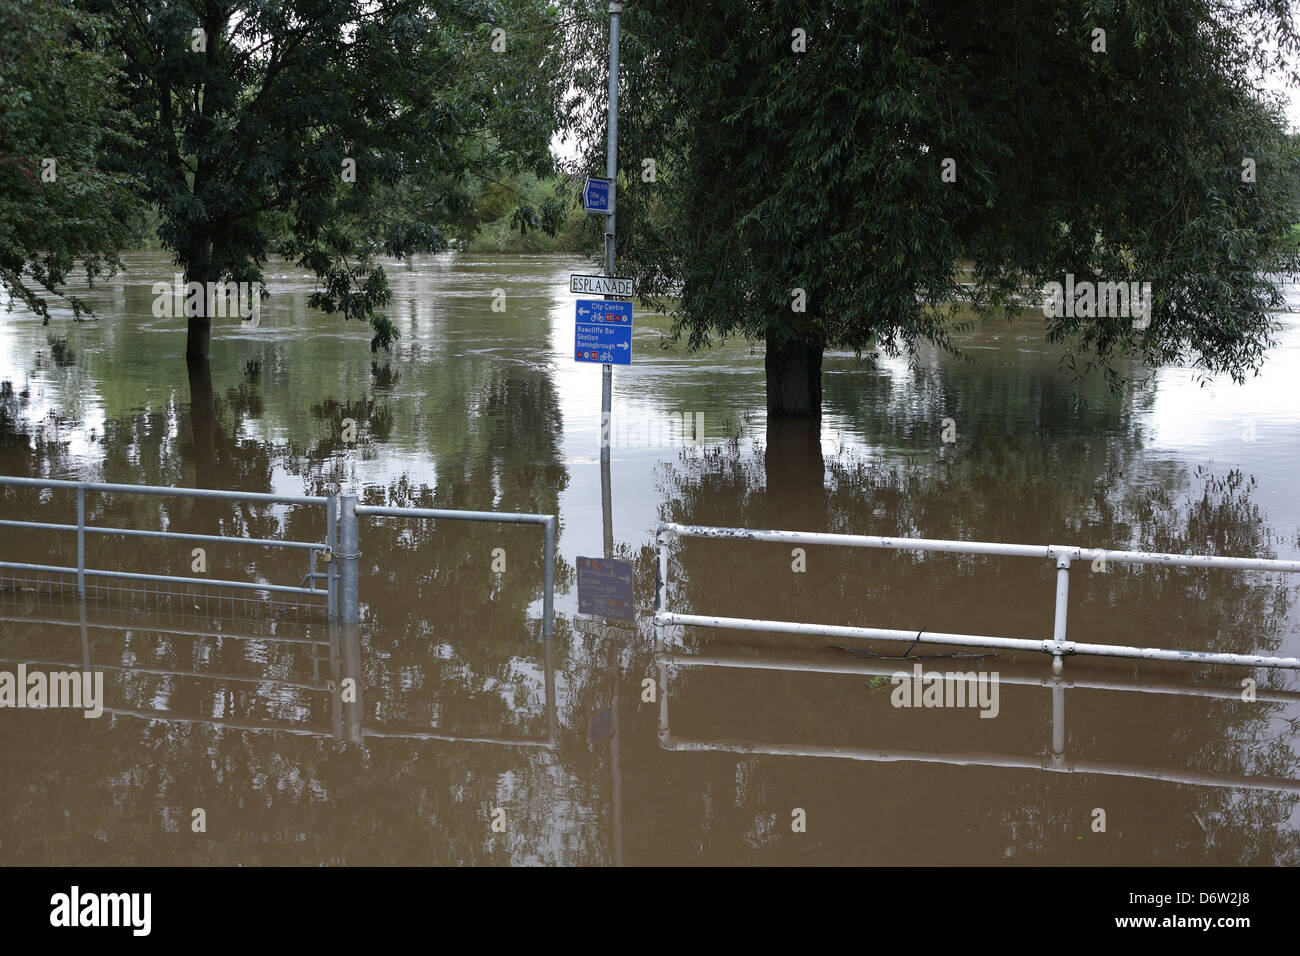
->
86 0 570 352
0 0 142 322
571 0 1300 393
462 173 587 251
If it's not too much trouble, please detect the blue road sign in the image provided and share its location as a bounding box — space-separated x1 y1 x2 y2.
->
575 299 632 365
576 556 634 622
583 177 614 214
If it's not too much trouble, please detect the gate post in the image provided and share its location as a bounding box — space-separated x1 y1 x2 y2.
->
340 494 359 624
326 494 339 621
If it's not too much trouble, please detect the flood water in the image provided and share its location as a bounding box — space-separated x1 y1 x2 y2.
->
2 250 1299 864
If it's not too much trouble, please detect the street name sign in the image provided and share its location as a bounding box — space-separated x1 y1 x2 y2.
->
570 273 634 297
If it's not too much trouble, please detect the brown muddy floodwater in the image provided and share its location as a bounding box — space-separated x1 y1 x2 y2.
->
1 250 1299 865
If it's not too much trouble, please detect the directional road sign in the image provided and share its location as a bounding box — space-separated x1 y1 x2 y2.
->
583 177 614 214
576 555 634 622
574 299 632 366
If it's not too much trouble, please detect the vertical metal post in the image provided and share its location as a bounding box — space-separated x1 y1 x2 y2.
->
337 494 362 744
600 2 621 465
76 484 85 598
326 495 338 621
1051 554 1071 674
542 517 555 639
601 458 614 557
340 495 359 624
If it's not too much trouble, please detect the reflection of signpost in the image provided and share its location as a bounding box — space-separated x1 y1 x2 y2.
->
588 705 614 745
574 618 635 642
577 555 634 622
575 299 632 366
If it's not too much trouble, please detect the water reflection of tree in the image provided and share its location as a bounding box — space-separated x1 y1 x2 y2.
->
640 436 1298 864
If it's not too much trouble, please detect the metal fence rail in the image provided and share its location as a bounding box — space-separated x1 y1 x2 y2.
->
0 478 557 641
0 480 561 745
0 475 335 614
653 522 1300 671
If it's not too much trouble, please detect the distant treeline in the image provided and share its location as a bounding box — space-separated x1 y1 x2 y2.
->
121 172 592 256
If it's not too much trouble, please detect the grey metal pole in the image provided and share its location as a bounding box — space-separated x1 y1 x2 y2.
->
542 517 555 639
1051 555 1071 674
338 495 363 745
76 484 85 598
326 495 338 622
600 2 621 467
602 16 625 853
601 456 614 557
340 494 359 624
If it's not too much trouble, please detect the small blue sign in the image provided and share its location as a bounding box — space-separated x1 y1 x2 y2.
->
575 299 632 365
577 556 634 622
583 177 614 214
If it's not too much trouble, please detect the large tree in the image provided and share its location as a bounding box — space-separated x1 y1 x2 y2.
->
88 0 569 361
71 0 569 484
572 0 1300 418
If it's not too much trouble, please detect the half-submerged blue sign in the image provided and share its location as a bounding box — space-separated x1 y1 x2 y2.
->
576 556 634 622
574 299 632 365
583 177 614 214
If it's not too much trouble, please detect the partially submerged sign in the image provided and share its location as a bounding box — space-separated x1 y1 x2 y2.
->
576 555 634 621
570 273 634 297
574 299 632 365
583 177 614 214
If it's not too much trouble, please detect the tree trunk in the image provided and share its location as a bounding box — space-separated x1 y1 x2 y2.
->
764 333 824 419
186 314 211 363
184 242 213 362
187 356 219 488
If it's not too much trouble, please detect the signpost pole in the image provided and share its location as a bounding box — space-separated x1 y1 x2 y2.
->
601 2 620 560
601 2 620 470
598 8 624 859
